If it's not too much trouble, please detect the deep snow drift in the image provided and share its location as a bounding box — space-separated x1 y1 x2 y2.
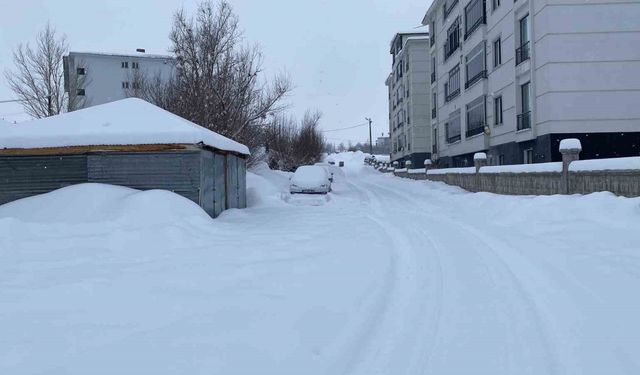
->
1 151 640 375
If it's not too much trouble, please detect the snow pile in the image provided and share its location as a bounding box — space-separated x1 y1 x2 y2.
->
0 98 249 155
481 162 562 174
559 138 582 152
473 152 487 160
569 156 640 172
427 167 476 175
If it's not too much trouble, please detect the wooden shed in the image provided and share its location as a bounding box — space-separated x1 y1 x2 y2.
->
0 98 249 218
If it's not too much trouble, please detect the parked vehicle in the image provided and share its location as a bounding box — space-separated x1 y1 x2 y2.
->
314 162 335 182
290 166 332 194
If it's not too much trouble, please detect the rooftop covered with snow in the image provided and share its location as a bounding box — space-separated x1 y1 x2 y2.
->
0 98 250 155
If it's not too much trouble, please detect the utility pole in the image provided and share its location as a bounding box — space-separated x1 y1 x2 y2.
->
365 117 373 155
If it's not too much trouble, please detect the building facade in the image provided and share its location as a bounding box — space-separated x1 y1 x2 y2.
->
386 28 432 167
423 0 640 167
64 50 174 111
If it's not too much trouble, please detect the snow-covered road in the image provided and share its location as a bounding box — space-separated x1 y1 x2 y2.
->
1 152 640 375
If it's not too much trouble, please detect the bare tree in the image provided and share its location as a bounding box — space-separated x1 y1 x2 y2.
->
4 23 69 118
136 0 292 161
265 110 325 171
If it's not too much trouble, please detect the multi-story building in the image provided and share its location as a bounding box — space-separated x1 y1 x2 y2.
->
423 0 640 167
64 50 174 111
386 28 432 167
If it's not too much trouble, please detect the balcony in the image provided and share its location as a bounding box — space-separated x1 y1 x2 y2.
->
464 70 487 89
444 39 460 61
464 0 486 40
516 41 530 66
466 125 484 138
517 111 531 130
444 0 459 19
431 72 436 84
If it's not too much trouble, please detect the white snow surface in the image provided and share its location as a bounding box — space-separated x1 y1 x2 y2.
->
290 165 330 189
0 98 250 155
481 162 563 174
559 138 582 151
569 156 640 172
2 150 640 375
408 168 426 174
427 166 476 175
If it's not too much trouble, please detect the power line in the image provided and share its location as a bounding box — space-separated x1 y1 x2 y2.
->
0 99 25 104
322 122 368 133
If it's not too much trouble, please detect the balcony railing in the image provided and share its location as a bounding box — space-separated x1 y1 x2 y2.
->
464 0 486 40
432 107 437 119
445 87 460 102
466 125 484 138
516 41 530 65
444 38 460 61
444 0 459 19
464 70 487 89
431 72 436 84
447 134 462 144
517 111 531 130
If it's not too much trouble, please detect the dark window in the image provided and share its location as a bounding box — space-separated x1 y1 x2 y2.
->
76 89 85 96
432 92 437 119
76 68 86 75
446 110 462 143
431 57 436 83
493 38 502 67
516 15 530 65
433 128 438 154
121 61 129 68
517 82 531 130
464 0 486 39
132 62 139 69
494 96 503 125
430 22 436 47
524 149 534 164
465 41 486 89
445 64 461 102
492 0 500 11
444 17 460 61
465 95 486 138
132 82 141 90
122 82 129 89
498 154 505 165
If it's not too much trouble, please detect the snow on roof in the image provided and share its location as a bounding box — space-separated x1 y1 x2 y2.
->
0 98 250 155
69 50 174 60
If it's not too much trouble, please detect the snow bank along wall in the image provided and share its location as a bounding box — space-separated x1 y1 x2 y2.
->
0 145 247 218
373 143 640 197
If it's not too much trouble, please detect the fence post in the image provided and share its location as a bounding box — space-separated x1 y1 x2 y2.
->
405 160 412 170
474 153 487 193
560 139 582 194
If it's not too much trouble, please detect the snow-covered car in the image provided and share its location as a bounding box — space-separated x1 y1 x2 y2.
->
314 162 335 182
290 165 332 194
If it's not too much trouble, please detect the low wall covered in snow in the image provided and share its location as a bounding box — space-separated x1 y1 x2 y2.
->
390 152 640 197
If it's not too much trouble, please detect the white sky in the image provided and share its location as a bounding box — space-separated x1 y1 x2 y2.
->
0 0 432 145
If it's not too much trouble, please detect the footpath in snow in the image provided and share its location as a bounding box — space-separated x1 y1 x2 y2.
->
1 152 639 375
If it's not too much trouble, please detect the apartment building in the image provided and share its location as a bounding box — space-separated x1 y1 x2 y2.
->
423 0 640 167
386 28 432 167
64 50 174 111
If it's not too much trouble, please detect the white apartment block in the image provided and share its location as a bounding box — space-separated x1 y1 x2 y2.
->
423 0 640 167
64 50 174 111
386 28 432 167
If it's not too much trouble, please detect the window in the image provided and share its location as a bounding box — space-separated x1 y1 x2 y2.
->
445 64 460 102
432 128 438 154
443 0 459 19
446 110 462 143
516 15 530 65
430 21 436 47
464 0 486 39
76 68 86 75
121 61 129 68
492 0 500 11
132 62 139 69
524 149 534 164
432 92 437 119
494 96 503 125
517 82 531 130
465 41 486 89
132 82 141 90
465 95 486 138
122 81 130 89
493 38 502 68
76 89 85 96
431 57 436 83
498 154 505 165
444 17 460 61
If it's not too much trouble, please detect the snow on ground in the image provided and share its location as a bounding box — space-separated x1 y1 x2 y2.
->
1 151 640 375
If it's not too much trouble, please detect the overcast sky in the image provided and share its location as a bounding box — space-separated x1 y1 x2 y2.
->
0 0 432 144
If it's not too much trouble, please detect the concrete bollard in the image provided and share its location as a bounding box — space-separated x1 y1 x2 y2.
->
405 160 412 169
474 152 487 173
424 159 433 174
560 138 582 194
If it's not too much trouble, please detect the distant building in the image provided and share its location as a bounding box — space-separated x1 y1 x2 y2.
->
422 0 640 167
376 135 390 152
63 50 174 111
386 27 432 168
